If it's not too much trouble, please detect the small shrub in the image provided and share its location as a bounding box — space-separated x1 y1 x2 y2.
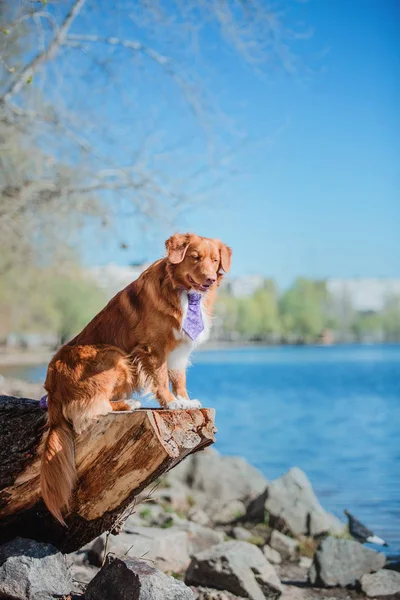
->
246 535 265 547
298 537 318 558
140 507 152 520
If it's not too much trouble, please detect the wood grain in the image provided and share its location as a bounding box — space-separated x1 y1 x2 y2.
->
0 395 216 552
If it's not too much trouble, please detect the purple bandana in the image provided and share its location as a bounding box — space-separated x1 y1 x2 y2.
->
40 394 48 410
183 292 204 340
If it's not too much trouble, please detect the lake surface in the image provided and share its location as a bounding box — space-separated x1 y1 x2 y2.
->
3 344 400 551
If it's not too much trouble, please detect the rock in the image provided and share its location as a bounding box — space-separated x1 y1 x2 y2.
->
246 488 268 523
214 500 247 524
167 448 268 514
0 537 72 600
193 587 246 599
269 531 299 562
298 556 312 569
233 527 255 542
323 512 347 537
361 569 400 597
150 481 193 513
177 521 225 554
134 503 168 527
263 545 282 565
248 468 345 537
117 526 190 572
125 510 148 528
70 563 99 594
0 377 44 400
72 534 107 567
85 527 190 573
85 555 195 599
154 511 187 529
189 507 212 527
309 537 386 587
186 540 283 600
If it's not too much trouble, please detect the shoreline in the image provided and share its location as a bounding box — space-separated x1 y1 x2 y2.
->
1 341 399 368
0 349 52 368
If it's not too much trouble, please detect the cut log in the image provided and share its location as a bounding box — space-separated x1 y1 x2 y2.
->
0 395 216 553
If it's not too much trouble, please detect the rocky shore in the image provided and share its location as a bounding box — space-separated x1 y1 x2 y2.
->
0 379 399 599
1 447 399 599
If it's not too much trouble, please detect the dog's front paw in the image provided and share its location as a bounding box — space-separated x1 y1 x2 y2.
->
126 399 142 410
168 397 203 410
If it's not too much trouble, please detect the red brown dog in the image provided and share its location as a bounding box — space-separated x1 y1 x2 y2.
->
41 233 231 523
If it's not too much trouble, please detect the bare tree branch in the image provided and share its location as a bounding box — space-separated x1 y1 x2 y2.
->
65 33 210 123
1 0 86 104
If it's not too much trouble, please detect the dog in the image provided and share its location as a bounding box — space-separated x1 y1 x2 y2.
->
40 232 231 524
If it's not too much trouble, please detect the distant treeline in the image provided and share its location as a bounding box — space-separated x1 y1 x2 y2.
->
2 270 400 347
214 278 400 344
0 265 106 347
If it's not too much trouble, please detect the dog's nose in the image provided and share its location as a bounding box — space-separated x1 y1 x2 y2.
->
205 276 216 285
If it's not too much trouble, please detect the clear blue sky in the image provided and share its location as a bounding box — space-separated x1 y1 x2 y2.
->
77 0 399 286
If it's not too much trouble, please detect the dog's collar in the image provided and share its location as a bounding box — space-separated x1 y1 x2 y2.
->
187 291 202 304
40 394 48 410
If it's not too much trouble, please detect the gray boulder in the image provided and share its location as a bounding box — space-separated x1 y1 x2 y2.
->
233 527 255 542
248 468 345 537
193 587 247 599
298 556 312 569
111 526 190 572
85 556 194 599
177 521 225 554
263 545 282 565
269 531 298 562
361 569 400 597
214 500 247 524
186 540 282 600
69 563 99 594
167 449 268 514
309 537 386 587
84 526 190 573
0 537 72 600
189 507 212 527
150 481 193 512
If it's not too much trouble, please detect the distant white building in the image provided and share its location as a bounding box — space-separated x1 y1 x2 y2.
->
226 274 265 298
326 278 400 312
89 263 150 300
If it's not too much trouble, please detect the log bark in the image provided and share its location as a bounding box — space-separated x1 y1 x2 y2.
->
0 395 216 553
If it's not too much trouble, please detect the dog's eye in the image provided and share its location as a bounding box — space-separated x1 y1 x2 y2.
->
192 255 200 261
213 258 219 263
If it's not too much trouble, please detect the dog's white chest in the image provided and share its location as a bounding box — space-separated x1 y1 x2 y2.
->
167 292 210 371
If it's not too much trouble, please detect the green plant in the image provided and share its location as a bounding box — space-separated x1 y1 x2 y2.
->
186 494 196 507
298 537 318 558
139 507 152 520
246 535 265 547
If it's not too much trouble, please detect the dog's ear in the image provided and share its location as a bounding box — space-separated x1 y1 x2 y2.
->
219 241 232 273
165 233 191 264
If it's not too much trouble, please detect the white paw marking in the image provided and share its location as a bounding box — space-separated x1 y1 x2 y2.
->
126 399 142 410
168 397 203 410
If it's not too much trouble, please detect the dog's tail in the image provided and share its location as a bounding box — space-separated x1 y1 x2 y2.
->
40 403 75 526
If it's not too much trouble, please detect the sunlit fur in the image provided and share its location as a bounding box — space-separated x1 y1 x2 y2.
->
40 233 231 524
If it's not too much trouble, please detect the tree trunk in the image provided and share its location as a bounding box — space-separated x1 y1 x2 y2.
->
0 395 216 553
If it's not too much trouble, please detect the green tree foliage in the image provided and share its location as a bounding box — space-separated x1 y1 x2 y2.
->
351 312 382 341
252 281 280 338
215 279 400 344
0 263 106 344
214 292 239 336
279 278 329 342
381 295 400 341
49 275 106 343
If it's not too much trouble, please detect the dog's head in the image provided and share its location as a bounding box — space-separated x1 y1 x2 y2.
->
165 233 232 292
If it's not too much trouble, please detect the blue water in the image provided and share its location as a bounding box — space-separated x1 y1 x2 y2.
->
3 345 400 551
